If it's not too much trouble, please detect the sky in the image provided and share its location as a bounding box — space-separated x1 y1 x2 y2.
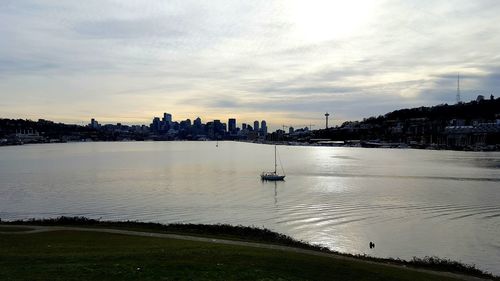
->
1 0 500 129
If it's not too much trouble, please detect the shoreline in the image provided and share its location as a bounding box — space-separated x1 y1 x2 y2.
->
1 216 497 280
1 139 499 152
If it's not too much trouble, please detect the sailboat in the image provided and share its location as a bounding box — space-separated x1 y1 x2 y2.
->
261 145 285 181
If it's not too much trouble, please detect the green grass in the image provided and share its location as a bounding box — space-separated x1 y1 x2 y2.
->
2 216 495 279
2 216 317 248
0 230 464 281
3 217 498 279
0 226 34 232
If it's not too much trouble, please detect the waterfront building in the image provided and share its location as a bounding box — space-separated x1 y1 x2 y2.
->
15 129 45 143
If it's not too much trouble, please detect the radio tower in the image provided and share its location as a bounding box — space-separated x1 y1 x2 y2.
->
456 73 461 104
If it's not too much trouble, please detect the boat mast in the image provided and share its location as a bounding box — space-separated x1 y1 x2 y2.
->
274 145 277 174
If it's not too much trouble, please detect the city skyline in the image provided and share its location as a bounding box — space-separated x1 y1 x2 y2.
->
91 113 276 132
1 1 500 127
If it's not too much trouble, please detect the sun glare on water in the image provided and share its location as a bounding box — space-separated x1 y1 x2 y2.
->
288 0 378 43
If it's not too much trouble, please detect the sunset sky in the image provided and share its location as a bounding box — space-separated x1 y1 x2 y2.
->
1 0 500 129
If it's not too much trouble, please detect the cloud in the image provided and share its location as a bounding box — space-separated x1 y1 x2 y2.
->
73 18 187 39
1 0 500 128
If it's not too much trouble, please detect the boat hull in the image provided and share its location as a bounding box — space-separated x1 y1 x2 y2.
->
261 174 285 181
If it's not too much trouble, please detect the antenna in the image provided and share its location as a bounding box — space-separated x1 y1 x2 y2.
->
456 73 461 104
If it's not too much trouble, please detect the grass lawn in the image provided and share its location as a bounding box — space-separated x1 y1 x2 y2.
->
0 226 34 232
0 230 462 281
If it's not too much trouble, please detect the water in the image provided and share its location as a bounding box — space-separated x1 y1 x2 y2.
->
1 141 499 274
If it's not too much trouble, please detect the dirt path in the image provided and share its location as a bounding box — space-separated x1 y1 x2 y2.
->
0 225 491 281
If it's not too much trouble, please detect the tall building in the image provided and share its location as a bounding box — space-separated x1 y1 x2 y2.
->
206 121 214 138
242 123 247 130
261 120 267 135
163 113 172 123
228 118 236 133
254 120 259 132
179 119 191 130
213 119 225 135
194 117 202 127
89 118 100 129
150 117 161 132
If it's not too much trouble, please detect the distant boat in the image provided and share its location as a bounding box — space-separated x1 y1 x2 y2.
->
261 145 285 181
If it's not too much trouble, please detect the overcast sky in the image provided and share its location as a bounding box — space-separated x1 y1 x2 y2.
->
1 0 499 128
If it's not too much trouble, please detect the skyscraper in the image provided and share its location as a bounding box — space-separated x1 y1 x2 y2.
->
151 117 161 132
261 120 267 135
213 119 225 135
89 118 100 129
254 120 259 132
228 118 236 133
194 117 202 127
163 113 172 123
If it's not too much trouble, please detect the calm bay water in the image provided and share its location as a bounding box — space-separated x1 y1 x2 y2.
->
1 141 499 273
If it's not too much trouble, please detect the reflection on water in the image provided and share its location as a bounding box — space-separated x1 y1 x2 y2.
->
0 141 499 274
